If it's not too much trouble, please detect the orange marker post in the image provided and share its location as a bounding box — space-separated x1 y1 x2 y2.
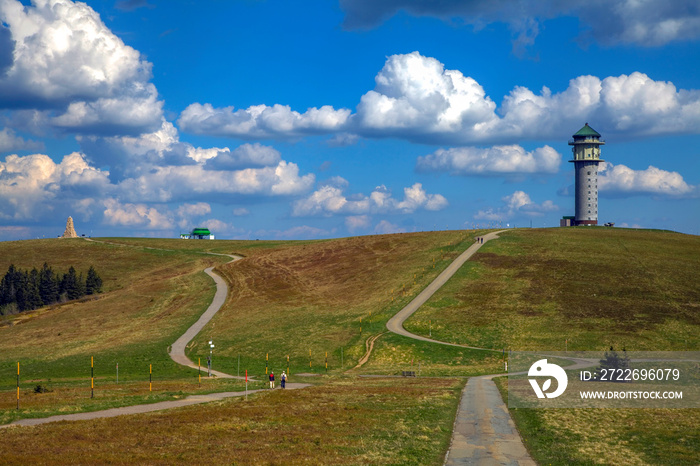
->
16 362 20 410
91 356 94 399
150 364 152 392
198 357 201 387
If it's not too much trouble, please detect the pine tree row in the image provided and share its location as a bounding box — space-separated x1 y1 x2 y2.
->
0 263 103 315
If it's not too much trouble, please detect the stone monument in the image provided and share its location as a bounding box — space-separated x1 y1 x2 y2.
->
62 216 78 238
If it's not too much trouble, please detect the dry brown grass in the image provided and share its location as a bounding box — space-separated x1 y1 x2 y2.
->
0 377 463 465
0 378 247 425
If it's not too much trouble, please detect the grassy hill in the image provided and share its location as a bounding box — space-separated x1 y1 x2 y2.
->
0 228 698 464
0 238 231 379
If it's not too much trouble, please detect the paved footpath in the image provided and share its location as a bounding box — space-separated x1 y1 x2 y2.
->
447 373 535 465
385 231 536 465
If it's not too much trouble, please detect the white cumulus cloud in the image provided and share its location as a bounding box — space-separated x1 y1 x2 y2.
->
599 162 697 197
345 215 371 232
205 143 281 170
475 190 558 221
0 0 163 135
176 202 211 218
0 151 110 219
416 144 561 175
102 198 173 229
178 102 351 140
374 220 406 235
0 127 43 153
176 53 700 145
292 180 447 217
117 160 314 203
355 52 498 142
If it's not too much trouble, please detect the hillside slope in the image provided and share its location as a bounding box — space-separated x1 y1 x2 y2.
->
405 228 700 351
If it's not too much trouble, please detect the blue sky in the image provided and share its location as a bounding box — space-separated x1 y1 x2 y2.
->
0 0 698 240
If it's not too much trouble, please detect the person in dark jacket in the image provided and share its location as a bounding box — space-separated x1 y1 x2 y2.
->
269 371 275 389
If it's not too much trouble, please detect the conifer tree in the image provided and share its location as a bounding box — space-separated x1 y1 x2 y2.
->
85 266 103 295
0 264 18 306
61 266 82 300
15 269 29 311
39 263 59 304
27 267 43 310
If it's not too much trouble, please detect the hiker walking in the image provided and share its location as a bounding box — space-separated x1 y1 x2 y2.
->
281 371 287 389
269 371 275 389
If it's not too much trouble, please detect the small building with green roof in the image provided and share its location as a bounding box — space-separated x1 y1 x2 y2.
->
180 227 215 240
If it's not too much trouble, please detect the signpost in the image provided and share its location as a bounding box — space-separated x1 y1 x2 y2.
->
208 340 214 377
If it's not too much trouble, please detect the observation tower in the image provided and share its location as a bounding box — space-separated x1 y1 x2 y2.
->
568 123 604 226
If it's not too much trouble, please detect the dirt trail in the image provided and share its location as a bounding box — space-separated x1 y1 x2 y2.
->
353 332 387 369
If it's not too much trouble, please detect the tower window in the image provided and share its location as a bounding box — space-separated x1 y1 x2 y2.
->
587 171 591 175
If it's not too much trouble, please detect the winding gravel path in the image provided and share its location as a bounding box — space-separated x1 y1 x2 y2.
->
168 257 242 378
386 230 506 351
